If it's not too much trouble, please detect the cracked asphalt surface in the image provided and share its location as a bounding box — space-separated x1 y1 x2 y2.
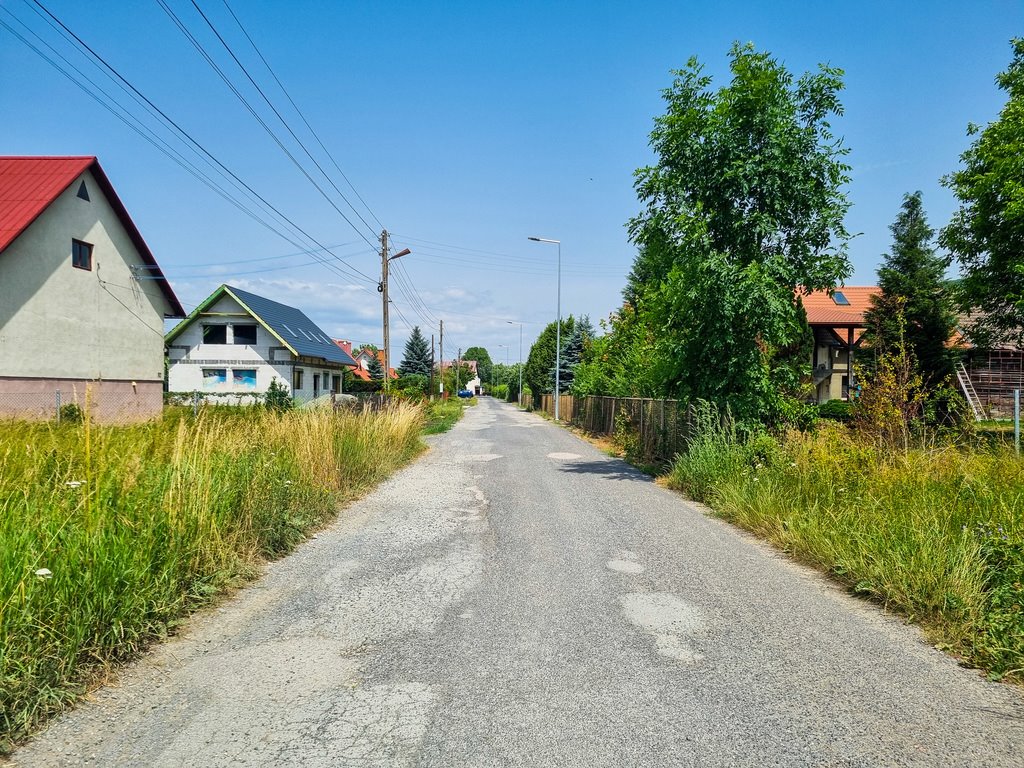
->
12 397 1024 766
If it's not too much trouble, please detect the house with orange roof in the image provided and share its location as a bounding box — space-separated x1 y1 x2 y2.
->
0 156 184 421
335 341 398 381
800 286 878 403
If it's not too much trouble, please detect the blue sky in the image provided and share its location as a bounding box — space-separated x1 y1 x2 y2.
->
2 0 1020 370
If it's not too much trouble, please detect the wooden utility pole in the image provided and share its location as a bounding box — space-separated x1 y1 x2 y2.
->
379 230 411 393
438 320 444 397
430 333 435 401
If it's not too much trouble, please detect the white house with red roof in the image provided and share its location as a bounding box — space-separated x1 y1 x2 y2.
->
0 156 184 421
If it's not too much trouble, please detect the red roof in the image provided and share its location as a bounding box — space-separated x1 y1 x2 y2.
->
800 286 878 326
0 156 184 317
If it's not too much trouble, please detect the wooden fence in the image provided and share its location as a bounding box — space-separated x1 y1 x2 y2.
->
538 394 693 464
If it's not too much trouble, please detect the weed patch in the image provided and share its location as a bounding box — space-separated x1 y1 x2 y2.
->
667 416 1024 682
0 403 424 751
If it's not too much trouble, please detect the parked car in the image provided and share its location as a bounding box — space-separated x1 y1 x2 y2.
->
457 389 473 398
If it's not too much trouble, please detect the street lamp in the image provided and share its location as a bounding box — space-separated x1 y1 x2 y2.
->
528 236 561 420
506 320 523 408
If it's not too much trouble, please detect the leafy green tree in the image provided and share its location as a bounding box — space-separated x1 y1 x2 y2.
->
864 192 957 387
941 39 1024 347
462 347 493 385
399 326 432 376
443 362 475 394
525 317 575 403
626 43 852 424
367 354 385 381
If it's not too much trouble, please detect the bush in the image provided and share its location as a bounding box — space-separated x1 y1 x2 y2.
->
57 403 83 424
817 399 853 423
264 378 293 412
491 384 509 400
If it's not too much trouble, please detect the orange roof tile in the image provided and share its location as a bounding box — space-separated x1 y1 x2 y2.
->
800 286 878 326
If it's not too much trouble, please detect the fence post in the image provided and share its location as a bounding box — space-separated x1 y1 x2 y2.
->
193 391 200 418
55 390 61 423
1015 389 1020 454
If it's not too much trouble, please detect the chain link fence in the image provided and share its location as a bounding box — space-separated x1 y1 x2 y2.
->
0 389 163 425
539 394 693 465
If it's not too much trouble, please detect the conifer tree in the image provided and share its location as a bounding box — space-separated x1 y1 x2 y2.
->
367 354 385 381
399 326 432 376
864 192 957 387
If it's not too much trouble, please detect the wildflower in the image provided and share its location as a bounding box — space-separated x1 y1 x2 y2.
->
65 481 83 489
34 568 52 580
789 462 797 468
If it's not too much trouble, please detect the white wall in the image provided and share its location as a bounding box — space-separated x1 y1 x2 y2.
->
0 169 175 382
166 293 293 396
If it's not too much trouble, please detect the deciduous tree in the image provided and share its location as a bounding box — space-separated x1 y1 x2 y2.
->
941 39 1024 347
628 43 852 424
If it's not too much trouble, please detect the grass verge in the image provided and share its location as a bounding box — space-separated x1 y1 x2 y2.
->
667 417 1024 682
423 398 466 434
0 402 425 752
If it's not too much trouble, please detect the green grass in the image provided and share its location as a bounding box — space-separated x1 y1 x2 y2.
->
422 398 466 434
0 402 425 751
667 418 1024 682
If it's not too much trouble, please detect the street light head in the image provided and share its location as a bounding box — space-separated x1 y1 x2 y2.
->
527 237 541 242
527 236 560 244
389 248 411 260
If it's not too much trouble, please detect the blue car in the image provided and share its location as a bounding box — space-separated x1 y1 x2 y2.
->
457 389 473 398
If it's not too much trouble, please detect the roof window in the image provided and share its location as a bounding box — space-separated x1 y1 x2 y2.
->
832 291 850 306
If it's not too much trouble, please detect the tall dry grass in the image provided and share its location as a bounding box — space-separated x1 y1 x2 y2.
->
668 411 1024 682
0 402 424 750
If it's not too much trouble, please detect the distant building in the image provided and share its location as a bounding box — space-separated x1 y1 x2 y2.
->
802 287 878 403
0 156 184 422
335 341 398 381
166 284 356 402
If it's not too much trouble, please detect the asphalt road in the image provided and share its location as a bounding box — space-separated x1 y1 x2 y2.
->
12 397 1024 767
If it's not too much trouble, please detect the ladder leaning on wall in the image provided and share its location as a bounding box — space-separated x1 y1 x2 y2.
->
955 361 984 422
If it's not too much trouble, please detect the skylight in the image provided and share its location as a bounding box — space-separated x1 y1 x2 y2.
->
832 291 850 306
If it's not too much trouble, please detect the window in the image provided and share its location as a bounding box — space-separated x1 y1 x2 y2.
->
331 375 341 394
293 368 304 390
841 375 850 400
831 291 850 306
72 239 93 271
203 325 227 344
202 369 227 390
233 369 257 389
313 373 321 396
233 324 257 345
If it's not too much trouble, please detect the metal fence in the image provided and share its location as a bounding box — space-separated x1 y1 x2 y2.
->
0 389 163 425
539 394 693 464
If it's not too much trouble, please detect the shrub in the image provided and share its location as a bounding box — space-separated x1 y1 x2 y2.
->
57 403 83 424
264 378 293 412
817 399 854 423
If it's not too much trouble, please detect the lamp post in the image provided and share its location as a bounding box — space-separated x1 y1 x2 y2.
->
506 320 523 408
528 236 561 420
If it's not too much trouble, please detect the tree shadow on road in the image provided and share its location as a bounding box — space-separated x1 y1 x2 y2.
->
556 458 654 482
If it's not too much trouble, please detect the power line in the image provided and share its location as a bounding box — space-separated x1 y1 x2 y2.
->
219 0 385 231
155 0 379 252
23 0 377 284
